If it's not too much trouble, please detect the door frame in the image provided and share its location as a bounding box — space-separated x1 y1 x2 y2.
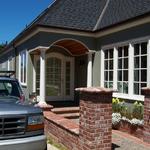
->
33 52 74 101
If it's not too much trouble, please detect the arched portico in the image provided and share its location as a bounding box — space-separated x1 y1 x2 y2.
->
30 38 94 103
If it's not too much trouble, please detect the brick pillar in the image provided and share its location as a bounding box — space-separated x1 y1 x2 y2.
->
141 88 150 144
76 87 113 150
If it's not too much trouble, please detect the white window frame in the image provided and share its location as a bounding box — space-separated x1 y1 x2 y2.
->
103 48 114 88
133 42 148 95
7 56 13 71
100 37 150 101
19 50 28 86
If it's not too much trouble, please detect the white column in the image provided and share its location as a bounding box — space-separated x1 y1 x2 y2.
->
147 40 150 87
113 47 118 90
87 52 93 87
39 50 46 103
128 44 134 95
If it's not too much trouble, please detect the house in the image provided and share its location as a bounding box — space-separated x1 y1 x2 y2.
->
0 0 150 104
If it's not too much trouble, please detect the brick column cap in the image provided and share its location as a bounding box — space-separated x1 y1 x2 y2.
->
75 87 115 94
141 87 150 96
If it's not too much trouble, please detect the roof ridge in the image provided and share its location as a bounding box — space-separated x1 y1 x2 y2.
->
93 0 110 31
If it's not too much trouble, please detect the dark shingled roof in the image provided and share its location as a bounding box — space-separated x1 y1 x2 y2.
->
36 0 108 31
97 0 150 30
35 0 150 31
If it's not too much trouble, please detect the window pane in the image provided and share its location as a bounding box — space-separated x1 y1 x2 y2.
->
124 58 128 69
105 60 108 69
124 46 128 57
118 71 122 81
123 82 128 94
104 51 108 59
104 71 108 81
109 82 113 88
134 44 140 55
109 71 113 81
123 70 128 81
109 60 113 69
134 57 139 68
117 82 122 93
134 70 139 81
118 59 122 69
134 83 139 94
141 56 147 68
104 82 108 88
118 47 122 57
141 42 147 54
141 70 147 82
109 49 113 58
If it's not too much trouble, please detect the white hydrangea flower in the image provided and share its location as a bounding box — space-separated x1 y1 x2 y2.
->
112 113 121 125
130 118 144 126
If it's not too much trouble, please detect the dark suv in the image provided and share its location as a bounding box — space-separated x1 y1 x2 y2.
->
0 71 46 150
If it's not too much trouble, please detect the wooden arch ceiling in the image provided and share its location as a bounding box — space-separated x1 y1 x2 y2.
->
53 39 89 56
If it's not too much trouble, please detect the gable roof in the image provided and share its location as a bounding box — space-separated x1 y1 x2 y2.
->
35 0 150 31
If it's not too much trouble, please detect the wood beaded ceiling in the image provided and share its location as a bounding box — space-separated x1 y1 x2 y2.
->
54 39 89 56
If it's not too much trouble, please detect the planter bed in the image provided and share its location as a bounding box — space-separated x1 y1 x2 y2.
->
113 120 143 139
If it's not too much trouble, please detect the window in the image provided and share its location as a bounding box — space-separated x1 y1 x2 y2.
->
102 39 149 99
117 46 129 94
104 49 114 88
36 59 40 95
134 42 147 94
8 57 13 71
19 50 27 84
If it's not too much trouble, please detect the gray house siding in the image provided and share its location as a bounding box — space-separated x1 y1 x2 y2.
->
92 23 150 86
97 23 150 49
38 32 97 51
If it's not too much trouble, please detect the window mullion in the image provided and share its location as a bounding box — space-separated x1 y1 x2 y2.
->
113 47 118 90
100 50 104 87
147 40 150 87
128 44 134 95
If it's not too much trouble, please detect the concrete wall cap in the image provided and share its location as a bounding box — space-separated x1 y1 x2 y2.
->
75 87 115 94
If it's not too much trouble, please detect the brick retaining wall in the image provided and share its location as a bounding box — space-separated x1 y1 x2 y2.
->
44 111 80 150
44 87 113 150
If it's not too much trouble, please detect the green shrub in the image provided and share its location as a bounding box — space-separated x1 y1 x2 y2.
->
132 101 144 120
112 98 143 120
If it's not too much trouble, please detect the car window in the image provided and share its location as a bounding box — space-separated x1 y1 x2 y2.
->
0 80 21 98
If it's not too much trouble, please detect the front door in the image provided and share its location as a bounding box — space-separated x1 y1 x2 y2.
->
46 53 74 101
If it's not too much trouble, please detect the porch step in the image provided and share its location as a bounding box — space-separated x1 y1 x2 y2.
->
51 107 79 114
59 112 80 119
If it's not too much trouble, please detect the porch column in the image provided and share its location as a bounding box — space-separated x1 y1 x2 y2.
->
39 49 46 103
87 52 93 87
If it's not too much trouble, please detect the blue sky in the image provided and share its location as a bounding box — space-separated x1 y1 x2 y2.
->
0 0 54 44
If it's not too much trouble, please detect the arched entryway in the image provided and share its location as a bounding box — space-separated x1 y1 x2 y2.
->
31 38 93 102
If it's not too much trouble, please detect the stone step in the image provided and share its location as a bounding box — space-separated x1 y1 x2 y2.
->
59 112 80 119
51 107 79 114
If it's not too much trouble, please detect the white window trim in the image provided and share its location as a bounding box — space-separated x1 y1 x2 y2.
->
7 56 13 71
19 50 28 86
100 37 150 101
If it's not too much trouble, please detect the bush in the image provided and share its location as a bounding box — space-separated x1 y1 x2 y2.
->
112 98 144 120
132 101 143 120
112 98 128 116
